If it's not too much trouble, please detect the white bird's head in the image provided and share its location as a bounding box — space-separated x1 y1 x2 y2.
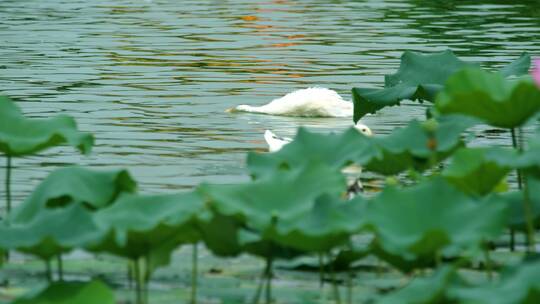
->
354 123 373 137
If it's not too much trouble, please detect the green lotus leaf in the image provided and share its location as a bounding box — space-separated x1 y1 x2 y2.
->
376 266 461 304
197 213 244 257
450 260 540 304
435 68 540 128
200 162 346 232
248 115 476 177
247 127 375 179
443 147 517 196
12 280 115 304
0 96 94 156
366 178 507 271
237 229 305 260
90 191 203 272
352 51 530 122
0 204 102 260
11 167 137 223
268 194 368 253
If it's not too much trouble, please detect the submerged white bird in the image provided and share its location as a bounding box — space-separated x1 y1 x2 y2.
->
264 122 373 153
227 87 354 117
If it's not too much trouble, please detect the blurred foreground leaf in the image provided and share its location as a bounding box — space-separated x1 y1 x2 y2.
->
12 280 115 304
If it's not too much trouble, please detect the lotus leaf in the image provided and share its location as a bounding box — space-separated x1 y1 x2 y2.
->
268 194 368 253
247 127 375 179
11 166 137 223
435 68 540 128
90 191 203 272
450 260 540 304
443 147 516 196
0 96 94 156
366 178 507 271
248 115 476 177
376 266 460 304
12 280 115 304
0 204 102 260
352 51 530 122
196 213 245 257
200 162 346 232
237 229 304 260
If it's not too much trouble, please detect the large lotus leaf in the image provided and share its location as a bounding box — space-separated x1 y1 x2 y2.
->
12 280 115 304
247 127 376 179
90 191 203 269
196 212 301 261
450 260 540 304
196 213 245 257
0 96 94 156
200 162 346 232
11 166 137 223
352 51 530 122
443 147 516 196
268 194 368 253
376 266 461 304
435 69 540 128
366 178 507 271
0 204 102 260
248 115 476 178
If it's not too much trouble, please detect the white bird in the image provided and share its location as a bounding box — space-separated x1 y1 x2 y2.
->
264 122 373 153
264 130 292 152
227 87 354 117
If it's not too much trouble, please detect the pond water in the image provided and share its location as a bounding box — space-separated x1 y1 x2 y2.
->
1 0 540 201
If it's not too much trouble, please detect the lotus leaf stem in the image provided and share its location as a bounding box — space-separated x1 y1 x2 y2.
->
134 258 142 304
127 261 134 290
45 259 52 283
327 253 341 304
265 254 273 304
251 263 267 304
510 129 523 189
57 255 63 281
143 255 150 304
510 231 515 252
346 269 353 304
511 128 536 252
510 128 521 252
483 246 493 281
191 243 198 304
318 253 324 287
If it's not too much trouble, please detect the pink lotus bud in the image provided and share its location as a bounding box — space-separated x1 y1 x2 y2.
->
533 59 540 87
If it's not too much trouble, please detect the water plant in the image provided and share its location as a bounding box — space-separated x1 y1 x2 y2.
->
0 96 94 219
11 280 116 304
352 50 531 122
89 192 204 304
3 49 540 304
